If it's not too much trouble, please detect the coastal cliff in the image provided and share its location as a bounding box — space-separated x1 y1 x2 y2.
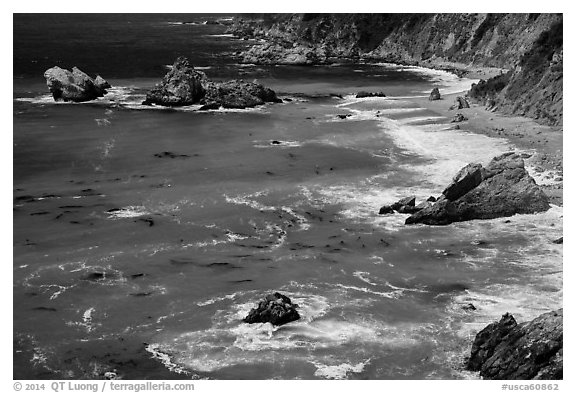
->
228 13 563 125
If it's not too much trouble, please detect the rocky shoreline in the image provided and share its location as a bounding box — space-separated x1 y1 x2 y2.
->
227 15 563 380
227 14 562 126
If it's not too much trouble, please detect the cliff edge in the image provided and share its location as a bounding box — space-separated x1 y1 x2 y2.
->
228 13 563 125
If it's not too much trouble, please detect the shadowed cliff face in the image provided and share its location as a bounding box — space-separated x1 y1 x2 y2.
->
229 13 563 125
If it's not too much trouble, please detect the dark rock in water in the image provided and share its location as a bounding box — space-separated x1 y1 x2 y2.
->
143 57 207 106
467 309 563 379
337 114 351 119
442 163 483 201
153 151 190 159
451 113 468 123
144 57 281 109
450 96 470 110
391 196 416 211
405 153 549 225
462 303 477 311
243 292 300 326
426 196 437 202
356 91 386 98
378 205 395 215
552 237 563 244
429 87 441 101
44 66 110 102
202 79 282 109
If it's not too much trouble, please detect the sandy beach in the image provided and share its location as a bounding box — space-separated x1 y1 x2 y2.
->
412 68 563 207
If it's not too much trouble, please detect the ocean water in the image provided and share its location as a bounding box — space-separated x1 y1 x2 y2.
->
13 14 563 380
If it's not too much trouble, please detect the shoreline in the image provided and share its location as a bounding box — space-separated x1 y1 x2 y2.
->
407 67 563 207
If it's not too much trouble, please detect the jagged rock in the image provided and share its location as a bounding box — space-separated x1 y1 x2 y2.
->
143 57 207 106
462 303 477 311
243 292 300 326
426 196 437 202
143 57 281 109
442 163 483 201
429 87 441 101
356 91 386 98
450 96 470 110
391 196 416 211
405 153 550 225
44 66 110 102
94 75 111 90
552 237 563 244
451 113 468 123
467 309 562 379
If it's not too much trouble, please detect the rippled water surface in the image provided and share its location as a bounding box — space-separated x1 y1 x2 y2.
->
13 14 562 380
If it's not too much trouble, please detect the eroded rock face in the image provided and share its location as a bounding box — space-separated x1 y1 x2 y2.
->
143 57 207 106
144 57 281 109
44 66 110 102
467 309 563 380
243 292 300 326
405 153 550 225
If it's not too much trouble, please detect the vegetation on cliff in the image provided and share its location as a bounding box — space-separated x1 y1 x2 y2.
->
229 13 563 125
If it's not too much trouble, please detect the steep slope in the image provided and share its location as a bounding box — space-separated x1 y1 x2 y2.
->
229 13 563 125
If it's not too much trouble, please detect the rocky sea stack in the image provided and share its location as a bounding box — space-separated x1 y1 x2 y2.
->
243 292 300 326
44 66 111 102
405 152 550 225
467 309 562 379
143 57 281 109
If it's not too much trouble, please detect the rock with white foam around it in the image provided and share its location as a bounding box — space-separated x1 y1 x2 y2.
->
243 292 300 326
405 152 550 225
467 309 562 379
44 66 110 102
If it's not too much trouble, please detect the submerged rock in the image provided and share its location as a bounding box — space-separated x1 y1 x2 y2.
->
243 292 300 326
405 153 550 225
467 309 562 379
44 66 110 102
429 87 441 101
144 57 281 109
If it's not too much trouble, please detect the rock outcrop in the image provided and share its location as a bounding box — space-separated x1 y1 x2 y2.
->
405 152 550 225
44 66 111 102
450 96 470 110
467 309 562 379
429 87 441 101
201 80 282 109
451 113 468 123
144 57 281 109
143 57 207 106
243 292 300 326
